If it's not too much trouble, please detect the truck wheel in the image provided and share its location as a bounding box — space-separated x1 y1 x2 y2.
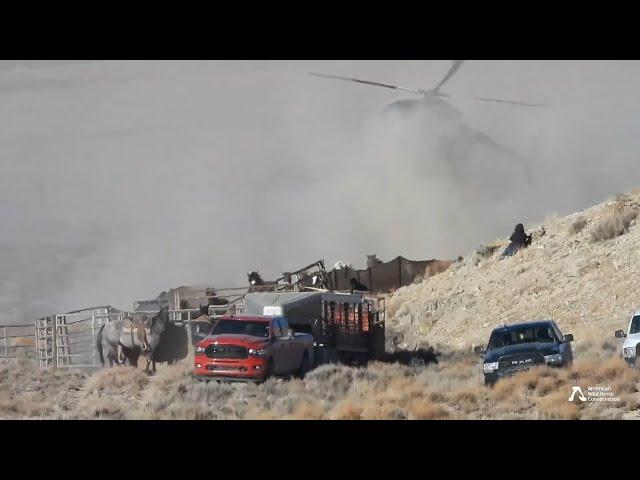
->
263 358 275 381
297 352 310 378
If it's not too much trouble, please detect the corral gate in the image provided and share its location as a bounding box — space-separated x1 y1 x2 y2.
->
0 323 37 363
36 308 118 368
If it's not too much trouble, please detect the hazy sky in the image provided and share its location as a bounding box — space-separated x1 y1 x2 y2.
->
2 60 640 322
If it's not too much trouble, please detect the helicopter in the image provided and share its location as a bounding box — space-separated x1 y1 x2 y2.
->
309 61 544 182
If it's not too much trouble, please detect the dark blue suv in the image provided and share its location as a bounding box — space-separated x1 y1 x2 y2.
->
474 320 574 386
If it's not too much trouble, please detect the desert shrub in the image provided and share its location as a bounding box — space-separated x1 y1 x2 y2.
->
536 393 581 420
330 399 363 420
428 391 448 403
287 401 325 420
407 399 448 419
569 216 587 235
426 260 453 278
85 367 149 396
450 387 479 413
304 364 355 401
476 244 499 258
590 209 638 242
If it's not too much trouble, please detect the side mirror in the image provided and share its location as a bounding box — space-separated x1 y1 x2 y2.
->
473 346 486 355
615 330 627 339
563 334 574 342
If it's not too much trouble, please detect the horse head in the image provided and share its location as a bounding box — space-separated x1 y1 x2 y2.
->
248 271 263 286
145 308 168 346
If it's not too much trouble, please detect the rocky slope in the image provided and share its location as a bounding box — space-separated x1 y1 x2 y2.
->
386 188 640 351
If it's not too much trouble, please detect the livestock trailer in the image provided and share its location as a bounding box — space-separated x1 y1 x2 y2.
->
244 291 385 366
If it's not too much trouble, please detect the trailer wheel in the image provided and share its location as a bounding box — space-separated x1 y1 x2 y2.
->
358 353 370 367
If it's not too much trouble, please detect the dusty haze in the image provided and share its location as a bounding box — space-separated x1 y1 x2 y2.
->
2 60 640 322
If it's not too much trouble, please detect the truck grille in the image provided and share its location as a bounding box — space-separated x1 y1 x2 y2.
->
205 345 248 359
498 352 545 372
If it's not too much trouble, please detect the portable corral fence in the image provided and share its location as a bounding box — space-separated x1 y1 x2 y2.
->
31 306 201 369
35 306 121 368
0 323 37 363
328 256 435 293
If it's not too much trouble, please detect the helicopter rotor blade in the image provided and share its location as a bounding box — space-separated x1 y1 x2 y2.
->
434 60 464 91
473 97 545 107
308 72 423 95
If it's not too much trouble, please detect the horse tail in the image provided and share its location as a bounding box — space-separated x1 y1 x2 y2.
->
96 323 106 366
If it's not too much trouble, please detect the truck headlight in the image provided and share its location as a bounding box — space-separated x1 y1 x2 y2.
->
544 354 563 364
624 347 636 358
248 348 267 357
195 346 206 354
483 362 499 373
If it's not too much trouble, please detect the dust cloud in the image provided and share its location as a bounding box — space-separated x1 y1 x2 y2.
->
2 60 640 322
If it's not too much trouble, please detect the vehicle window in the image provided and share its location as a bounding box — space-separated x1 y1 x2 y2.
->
271 319 282 338
211 320 269 338
630 315 640 335
278 317 290 333
488 326 557 349
551 322 563 342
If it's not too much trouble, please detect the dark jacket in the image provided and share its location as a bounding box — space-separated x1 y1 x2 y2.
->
509 223 532 247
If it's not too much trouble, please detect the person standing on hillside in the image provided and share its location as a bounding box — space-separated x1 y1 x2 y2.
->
502 223 532 257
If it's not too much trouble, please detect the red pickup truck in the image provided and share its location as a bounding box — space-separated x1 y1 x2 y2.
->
194 315 314 382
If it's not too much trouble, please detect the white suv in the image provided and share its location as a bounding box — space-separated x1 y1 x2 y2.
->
615 310 640 366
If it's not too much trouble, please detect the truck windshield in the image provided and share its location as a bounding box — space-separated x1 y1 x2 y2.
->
212 320 269 338
630 316 640 335
488 326 556 349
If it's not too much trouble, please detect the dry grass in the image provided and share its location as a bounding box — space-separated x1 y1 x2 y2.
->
0 333 638 420
85 366 149 396
590 209 638 243
568 216 587 235
536 393 581 419
426 260 454 278
407 399 448 419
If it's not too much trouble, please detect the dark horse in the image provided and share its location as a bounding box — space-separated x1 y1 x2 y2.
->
143 307 169 374
152 321 189 365
247 271 279 292
350 278 369 293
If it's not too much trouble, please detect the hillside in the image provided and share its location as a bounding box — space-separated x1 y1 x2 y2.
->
3 189 640 420
386 188 640 351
